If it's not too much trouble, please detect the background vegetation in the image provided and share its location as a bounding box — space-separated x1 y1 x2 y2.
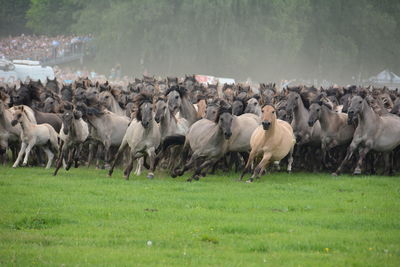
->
2 0 400 82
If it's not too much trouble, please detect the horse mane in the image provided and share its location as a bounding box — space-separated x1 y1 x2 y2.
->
0 91 10 105
222 83 234 92
165 85 188 98
134 92 153 121
76 102 104 117
310 93 332 110
214 100 232 123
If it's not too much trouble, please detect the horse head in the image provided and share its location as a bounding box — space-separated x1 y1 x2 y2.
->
232 97 246 116
135 93 154 128
347 95 365 125
154 97 167 123
261 105 277 131
215 100 233 140
11 105 25 126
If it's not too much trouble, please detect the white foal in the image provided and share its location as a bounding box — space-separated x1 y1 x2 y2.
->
11 105 59 169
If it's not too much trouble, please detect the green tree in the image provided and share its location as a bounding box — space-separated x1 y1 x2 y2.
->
0 0 31 37
26 0 81 35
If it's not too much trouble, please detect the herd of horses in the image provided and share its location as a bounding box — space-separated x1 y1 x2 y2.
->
1 75 400 182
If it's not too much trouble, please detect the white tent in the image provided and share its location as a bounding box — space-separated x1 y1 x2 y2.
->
369 69 400 84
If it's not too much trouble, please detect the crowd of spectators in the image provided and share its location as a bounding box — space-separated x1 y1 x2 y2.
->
0 34 92 62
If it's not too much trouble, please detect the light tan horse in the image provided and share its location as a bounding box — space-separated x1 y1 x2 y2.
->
240 105 296 182
11 105 59 169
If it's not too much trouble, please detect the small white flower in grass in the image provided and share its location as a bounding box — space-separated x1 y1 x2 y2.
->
147 240 152 246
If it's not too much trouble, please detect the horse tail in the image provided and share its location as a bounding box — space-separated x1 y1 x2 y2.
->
155 135 186 154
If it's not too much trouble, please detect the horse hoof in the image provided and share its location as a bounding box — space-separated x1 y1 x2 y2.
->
193 175 200 181
246 178 254 183
124 175 129 180
353 168 361 175
147 173 154 179
171 172 177 178
287 170 292 174
104 164 111 170
107 172 112 178
331 172 338 177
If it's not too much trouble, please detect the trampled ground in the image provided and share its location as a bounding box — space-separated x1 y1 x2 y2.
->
0 166 399 266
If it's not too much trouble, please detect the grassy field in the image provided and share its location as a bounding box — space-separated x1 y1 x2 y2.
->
0 166 399 266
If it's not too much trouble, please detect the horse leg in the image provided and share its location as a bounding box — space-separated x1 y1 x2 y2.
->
287 146 295 173
353 146 370 175
13 142 27 168
43 146 54 169
22 140 35 167
108 139 128 177
188 158 216 182
66 146 77 171
86 143 94 167
134 157 144 176
383 152 394 176
171 145 191 177
53 141 66 176
247 153 271 183
124 155 136 180
95 144 103 169
239 149 257 181
103 142 112 170
146 148 157 179
74 144 83 168
333 143 357 176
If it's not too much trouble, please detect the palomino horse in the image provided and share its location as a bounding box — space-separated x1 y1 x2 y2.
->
108 93 161 180
240 105 295 182
54 107 89 175
334 95 400 175
11 105 58 169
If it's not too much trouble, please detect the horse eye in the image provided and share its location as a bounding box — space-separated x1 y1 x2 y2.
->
359 101 362 104
254 102 257 105
175 96 179 99
295 97 299 100
272 111 275 114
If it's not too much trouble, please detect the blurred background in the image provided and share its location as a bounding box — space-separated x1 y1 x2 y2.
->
1 0 400 84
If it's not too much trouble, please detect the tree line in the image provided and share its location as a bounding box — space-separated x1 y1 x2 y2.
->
2 0 400 83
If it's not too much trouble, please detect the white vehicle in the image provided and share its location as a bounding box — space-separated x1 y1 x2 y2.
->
0 59 54 83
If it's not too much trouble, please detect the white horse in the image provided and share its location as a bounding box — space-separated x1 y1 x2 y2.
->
11 105 59 169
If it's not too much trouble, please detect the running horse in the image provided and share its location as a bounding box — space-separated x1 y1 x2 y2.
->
240 105 295 183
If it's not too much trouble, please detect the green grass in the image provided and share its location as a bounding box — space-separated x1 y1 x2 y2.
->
0 166 399 266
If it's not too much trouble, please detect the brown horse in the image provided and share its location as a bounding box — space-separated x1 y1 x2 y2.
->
240 105 295 182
